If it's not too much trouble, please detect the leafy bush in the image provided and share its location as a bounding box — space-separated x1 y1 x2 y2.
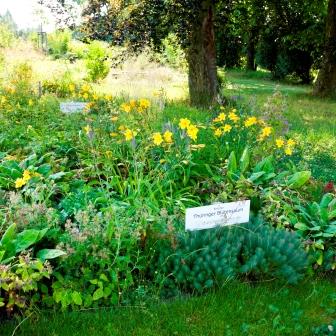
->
68 39 87 59
48 30 72 58
153 216 308 296
0 224 64 316
291 193 336 271
0 256 52 317
158 33 187 70
0 23 15 48
49 206 145 309
85 41 110 82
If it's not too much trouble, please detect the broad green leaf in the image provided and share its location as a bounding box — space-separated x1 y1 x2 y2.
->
320 193 333 208
92 287 104 301
37 249 66 261
100 274 109 282
227 151 237 182
316 253 323 266
0 224 16 258
15 229 47 253
0 223 16 247
227 151 237 173
71 291 82 306
325 225 336 235
0 250 5 262
37 164 52 176
239 147 250 173
49 172 67 180
248 171 265 183
253 155 274 174
287 171 311 189
294 223 309 231
328 209 336 220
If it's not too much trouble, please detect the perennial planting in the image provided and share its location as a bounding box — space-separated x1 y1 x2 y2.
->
0 70 335 318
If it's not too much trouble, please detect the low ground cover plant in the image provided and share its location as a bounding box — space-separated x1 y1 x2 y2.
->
0 64 335 318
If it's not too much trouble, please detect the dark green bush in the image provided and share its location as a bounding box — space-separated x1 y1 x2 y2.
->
153 216 308 296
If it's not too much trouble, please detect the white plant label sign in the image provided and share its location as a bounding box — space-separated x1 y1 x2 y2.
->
60 102 88 114
186 200 250 231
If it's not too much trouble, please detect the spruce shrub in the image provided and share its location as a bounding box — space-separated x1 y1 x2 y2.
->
153 216 308 296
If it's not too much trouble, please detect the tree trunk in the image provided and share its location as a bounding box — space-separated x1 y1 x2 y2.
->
187 1 218 107
313 0 336 97
246 30 257 71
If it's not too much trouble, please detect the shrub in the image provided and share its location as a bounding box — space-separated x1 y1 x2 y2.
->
85 41 110 82
48 30 72 58
153 216 308 296
49 206 145 309
159 33 187 70
0 23 15 48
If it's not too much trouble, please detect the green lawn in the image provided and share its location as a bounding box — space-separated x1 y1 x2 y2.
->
2 278 335 336
224 70 336 182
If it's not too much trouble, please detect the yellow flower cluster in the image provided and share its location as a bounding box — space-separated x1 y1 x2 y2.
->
152 130 173 146
68 83 113 104
15 170 39 189
276 138 296 155
259 126 273 141
84 125 92 135
214 124 232 137
124 128 137 141
228 110 240 123
244 116 258 127
213 113 226 123
120 99 151 114
178 118 199 141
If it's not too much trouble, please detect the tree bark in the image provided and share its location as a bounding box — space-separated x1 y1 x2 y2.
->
313 0 336 97
187 1 218 107
246 30 257 71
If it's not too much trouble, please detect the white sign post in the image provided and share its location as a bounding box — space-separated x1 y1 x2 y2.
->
60 102 88 114
185 200 250 231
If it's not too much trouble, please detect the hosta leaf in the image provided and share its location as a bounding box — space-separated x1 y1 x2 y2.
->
37 249 66 261
227 151 237 174
287 171 311 189
320 193 333 208
294 223 309 231
1 223 16 247
239 147 250 173
248 171 265 183
325 225 336 235
15 228 48 254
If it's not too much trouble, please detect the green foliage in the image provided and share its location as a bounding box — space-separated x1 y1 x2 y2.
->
0 224 64 264
0 255 52 316
312 321 336 336
157 34 187 70
48 30 72 58
291 193 336 271
85 41 110 82
154 216 308 296
42 70 76 98
0 23 15 48
49 206 145 309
